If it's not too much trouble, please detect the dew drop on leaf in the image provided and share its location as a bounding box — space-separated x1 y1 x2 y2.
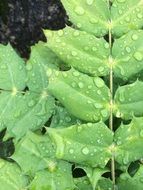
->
81 147 89 155
94 78 104 88
74 6 85 15
133 52 143 61
86 0 94 5
78 82 84 88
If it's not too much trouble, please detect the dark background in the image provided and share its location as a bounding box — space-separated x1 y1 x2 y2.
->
0 0 67 58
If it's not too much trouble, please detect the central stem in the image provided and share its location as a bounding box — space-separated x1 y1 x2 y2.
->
108 1 116 189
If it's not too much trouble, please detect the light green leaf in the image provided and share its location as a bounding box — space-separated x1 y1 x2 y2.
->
0 159 29 190
74 177 92 190
48 68 110 122
12 131 55 176
47 122 113 168
29 161 75 190
27 42 59 92
44 27 110 77
96 177 113 190
0 91 55 139
114 80 143 119
113 30 143 80
50 106 82 128
0 44 26 90
111 0 143 37
114 117 143 165
117 165 143 190
61 0 109 37
81 166 107 189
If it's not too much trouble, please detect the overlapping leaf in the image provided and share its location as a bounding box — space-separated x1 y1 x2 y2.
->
114 117 143 165
48 68 110 122
117 165 143 190
60 0 109 37
111 0 143 37
44 27 110 77
0 159 29 190
112 30 143 80
12 131 55 175
114 80 143 119
0 44 55 139
26 42 59 92
29 161 75 190
47 122 113 168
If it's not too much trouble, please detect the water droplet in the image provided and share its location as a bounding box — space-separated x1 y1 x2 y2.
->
101 109 108 118
78 82 84 88
94 78 104 88
125 46 131 53
28 100 35 107
46 68 53 77
140 130 143 137
134 52 143 61
89 18 98 24
73 31 80 37
137 13 143 19
71 51 77 56
94 103 103 109
75 6 85 15
86 0 93 5
69 148 74 154
98 66 104 72
132 34 138 40
117 0 125 2
82 147 89 155
26 64 33 71
58 30 64 36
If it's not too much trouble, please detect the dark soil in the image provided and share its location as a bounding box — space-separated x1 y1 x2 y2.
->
0 0 67 58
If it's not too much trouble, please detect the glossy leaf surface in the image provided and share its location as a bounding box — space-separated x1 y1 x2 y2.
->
48 68 110 122
48 122 113 168
44 27 110 77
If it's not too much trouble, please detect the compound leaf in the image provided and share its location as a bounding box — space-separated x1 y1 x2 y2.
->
47 122 113 168
0 159 29 190
29 161 75 190
48 68 110 122
114 117 143 165
111 0 143 37
114 80 143 119
44 27 110 77
0 44 26 90
113 30 143 80
60 0 109 37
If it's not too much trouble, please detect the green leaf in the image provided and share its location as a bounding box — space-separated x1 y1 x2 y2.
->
0 44 26 90
111 0 143 37
12 131 55 176
0 91 55 139
113 30 143 80
81 166 108 189
96 177 113 190
27 42 59 92
114 80 143 119
47 122 113 168
114 117 143 165
44 26 110 77
48 68 110 122
50 106 82 128
117 165 143 190
74 177 92 190
29 161 75 190
60 0 109 37
0 159 29 190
